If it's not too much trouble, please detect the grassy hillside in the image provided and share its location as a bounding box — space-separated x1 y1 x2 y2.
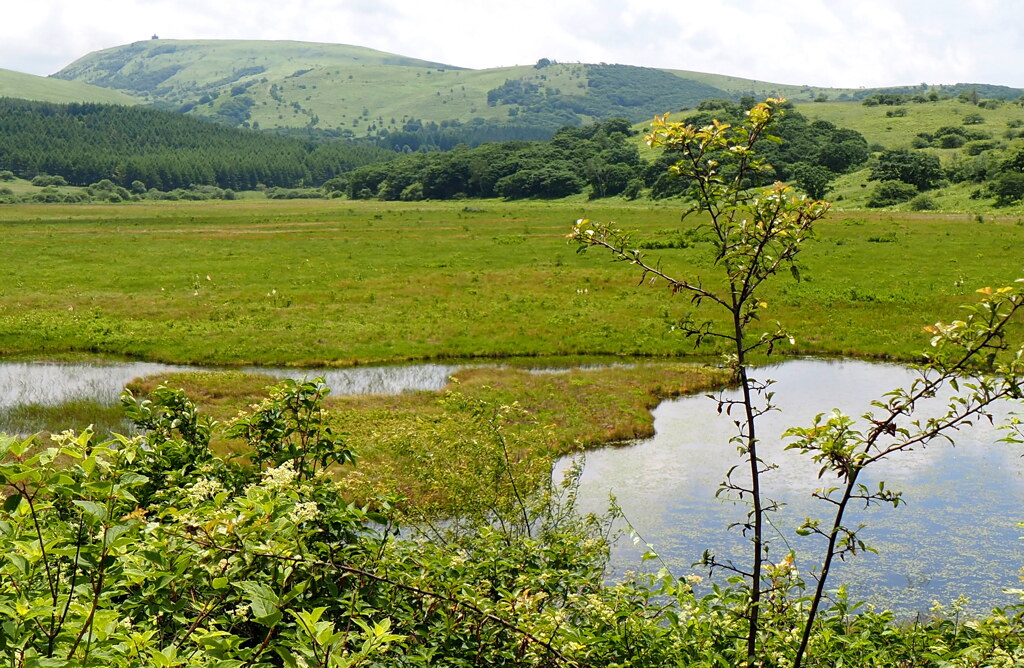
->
53 40 733 139
50 39 882 142
665 68 864 102
52 40 513 130
50 39 1024 148
0 68 138 105
796 97 1024 149
791 95 1024 211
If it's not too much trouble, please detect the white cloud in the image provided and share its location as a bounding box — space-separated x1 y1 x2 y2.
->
2 0 1023 88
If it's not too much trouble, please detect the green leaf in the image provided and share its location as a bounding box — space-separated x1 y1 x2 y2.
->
118 472 150 487
2 493 22 513
104 522 134 547
6 553 28 575
274 648 301 668
149 646 180 667
366 511 389 525
212 577 229 590
25 659 68 667
236 581 282 627
72 499 109 522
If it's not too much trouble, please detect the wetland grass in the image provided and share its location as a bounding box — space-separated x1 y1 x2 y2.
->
1 199 1022 366
0 398 133 438
128 361 731 510
3 198 1023 510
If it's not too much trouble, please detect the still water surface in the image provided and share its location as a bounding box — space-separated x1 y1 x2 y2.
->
0 360 462 408
554 359 1024 614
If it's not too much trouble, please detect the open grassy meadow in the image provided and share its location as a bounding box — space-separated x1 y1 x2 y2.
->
1 198 1022 367
4 195 1023 508
19 196 1024 510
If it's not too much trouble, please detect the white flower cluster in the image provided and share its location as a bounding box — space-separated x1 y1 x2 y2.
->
189 477 223 501
50 428 81 447
288 501 320 523
261 461 298 491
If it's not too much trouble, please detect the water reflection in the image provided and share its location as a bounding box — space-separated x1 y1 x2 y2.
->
554 359 1024 614
0 359 623 409
0 360 464 410
5 357 1021 612
0 361 193 407
243 364 462 397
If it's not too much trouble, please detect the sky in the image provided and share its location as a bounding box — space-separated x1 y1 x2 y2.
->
4 0 1024 89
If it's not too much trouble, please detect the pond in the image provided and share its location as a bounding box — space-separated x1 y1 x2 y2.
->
0 360 464 409
0 358 632 411
0 359 467 435
554 358 1024 615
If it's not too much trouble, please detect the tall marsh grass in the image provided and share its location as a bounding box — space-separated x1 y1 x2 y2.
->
0 399 133 439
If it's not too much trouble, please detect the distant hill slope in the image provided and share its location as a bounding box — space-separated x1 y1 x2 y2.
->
51 39 850 143
51 39 1024 148
796 96 1024 150
0 68 138 105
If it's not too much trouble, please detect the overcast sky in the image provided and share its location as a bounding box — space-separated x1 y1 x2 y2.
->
4 0 1024 89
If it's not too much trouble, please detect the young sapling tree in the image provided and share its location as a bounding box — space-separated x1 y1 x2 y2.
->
572 98 1024 667
571 98 829 664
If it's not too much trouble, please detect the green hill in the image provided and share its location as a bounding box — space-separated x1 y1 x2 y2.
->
791 93 1024 211
52 39 1024 149
31 39 1024 212
0 68 138 105
51 39 858 143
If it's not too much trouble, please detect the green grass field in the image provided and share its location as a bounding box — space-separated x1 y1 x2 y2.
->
1 198 1021 367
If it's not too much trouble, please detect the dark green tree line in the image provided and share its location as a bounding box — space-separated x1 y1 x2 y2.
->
0 98 393 190
647 99 870 199
343 118 645 201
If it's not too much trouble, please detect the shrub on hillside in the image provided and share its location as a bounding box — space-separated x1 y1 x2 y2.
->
868 180 919 207
870 149 943 190
992 171 1024 206
30 174 68 187
908 193 939 210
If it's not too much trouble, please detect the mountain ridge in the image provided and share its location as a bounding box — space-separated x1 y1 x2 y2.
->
45 38 1020 142
3 38 1022 149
